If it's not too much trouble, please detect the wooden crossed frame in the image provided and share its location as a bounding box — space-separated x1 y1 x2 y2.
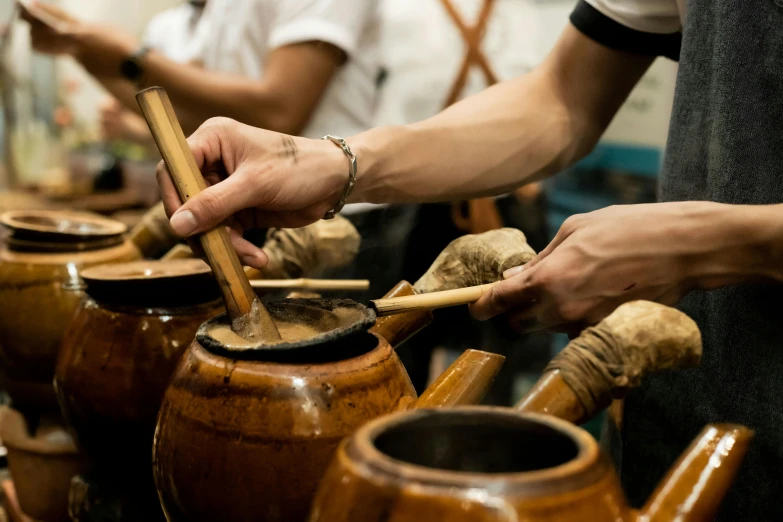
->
440 0 504 234
439 0 499 107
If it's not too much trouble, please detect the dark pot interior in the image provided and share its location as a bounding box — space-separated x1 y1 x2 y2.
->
373 410 580 474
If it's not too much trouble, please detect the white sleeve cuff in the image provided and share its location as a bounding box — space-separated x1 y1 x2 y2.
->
586 0 681 34
268 19 359 55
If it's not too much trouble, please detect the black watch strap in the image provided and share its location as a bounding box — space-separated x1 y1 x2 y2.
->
120 46 151 86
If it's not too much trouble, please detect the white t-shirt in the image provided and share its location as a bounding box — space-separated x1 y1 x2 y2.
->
142 3 206 64
585 0 684 33
373 0 539 127
193 0 380 141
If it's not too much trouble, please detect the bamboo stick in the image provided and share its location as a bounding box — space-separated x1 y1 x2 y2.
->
250 279 369 291
370 282 498 317
136 87 280 341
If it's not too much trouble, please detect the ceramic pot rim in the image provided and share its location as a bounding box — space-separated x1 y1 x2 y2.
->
1 210 128 238
197 298 377 359
1 210 128 252
80 259 211 282
349 407 608 497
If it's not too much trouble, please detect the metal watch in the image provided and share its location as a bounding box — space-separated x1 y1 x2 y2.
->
321 135 357 219
120 46 151 86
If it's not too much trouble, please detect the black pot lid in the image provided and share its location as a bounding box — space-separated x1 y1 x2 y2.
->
80 259 221 308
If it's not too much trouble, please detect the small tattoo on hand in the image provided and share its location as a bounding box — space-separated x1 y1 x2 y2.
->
278 136 299 164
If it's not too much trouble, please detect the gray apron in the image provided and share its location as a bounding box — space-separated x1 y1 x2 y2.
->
620 1 783 519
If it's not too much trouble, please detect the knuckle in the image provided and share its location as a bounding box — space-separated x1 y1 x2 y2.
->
155 161 167 179
487 286 513 314
201 117 238 133
561 214 583 231
198 191 227 220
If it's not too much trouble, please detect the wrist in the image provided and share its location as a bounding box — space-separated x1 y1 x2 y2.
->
685 203 783 289
299 136 348 210
72 24 137 75
346 125 415 203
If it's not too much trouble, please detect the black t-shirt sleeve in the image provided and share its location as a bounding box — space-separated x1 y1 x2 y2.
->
570 1 682 61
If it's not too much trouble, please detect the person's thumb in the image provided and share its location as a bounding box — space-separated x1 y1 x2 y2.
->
169 171 254 237
469 271 538 321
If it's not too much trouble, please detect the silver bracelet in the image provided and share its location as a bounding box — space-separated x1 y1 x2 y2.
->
321 135 357 219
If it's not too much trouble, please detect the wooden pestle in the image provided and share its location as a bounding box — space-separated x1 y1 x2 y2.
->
136 87 280 341
370 282 498 317
516 301 702 424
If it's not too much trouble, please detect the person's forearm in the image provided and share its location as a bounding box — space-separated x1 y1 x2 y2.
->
345 25 653 204
94 75 140 115
84 52 298 135
686 203 783 289
92 73 203 135
350 70 586 203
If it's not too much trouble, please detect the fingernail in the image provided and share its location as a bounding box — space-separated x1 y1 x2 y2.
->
503 265 525 279
170 210 197 236
241 254 265 268
254 252 268 266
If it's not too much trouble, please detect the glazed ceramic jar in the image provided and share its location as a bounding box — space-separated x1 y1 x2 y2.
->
55 259 223 482
309 301 752 522
153 296 503 522
0 210 140 413
0 406 88 522
310 407 752 522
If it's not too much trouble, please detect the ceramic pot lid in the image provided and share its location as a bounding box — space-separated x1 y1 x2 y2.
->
80 259 221 308
0 210 127 251
197 298 377 363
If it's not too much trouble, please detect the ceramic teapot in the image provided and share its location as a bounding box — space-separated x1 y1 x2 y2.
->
152 281 503 522
55 260 223 484
309 301 752 522
0 210 140 413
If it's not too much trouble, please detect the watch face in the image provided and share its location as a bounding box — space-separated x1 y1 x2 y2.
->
121 58 142 81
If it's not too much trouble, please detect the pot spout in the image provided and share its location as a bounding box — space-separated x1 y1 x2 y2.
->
411 349 504 409
370 281 433 348
639 424 753 522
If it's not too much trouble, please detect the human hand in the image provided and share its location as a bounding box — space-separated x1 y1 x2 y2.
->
20 1 136 74
157 118 348 269
19 0 80 54
469 202 728 334
99 98 151 144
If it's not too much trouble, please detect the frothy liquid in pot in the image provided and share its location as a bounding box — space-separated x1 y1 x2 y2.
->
209 321 322 347
205 304 362 348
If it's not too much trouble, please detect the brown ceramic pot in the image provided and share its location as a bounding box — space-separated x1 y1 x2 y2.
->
55 259 223 483
0 210 140 413
310 407 751 522
153 289 504 522
0 406 89 522
310 300 752 522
